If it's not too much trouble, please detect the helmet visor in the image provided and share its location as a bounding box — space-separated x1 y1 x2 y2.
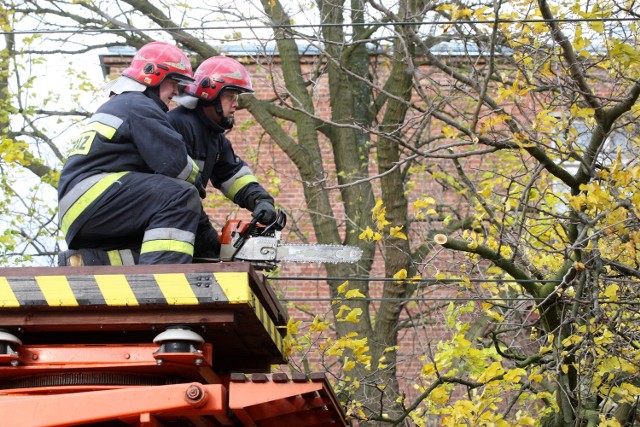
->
167 72 195 85
223 84 255 94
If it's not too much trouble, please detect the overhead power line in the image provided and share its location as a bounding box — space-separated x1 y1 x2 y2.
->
267 276 639 284
280 296 640 304
3 17 640 36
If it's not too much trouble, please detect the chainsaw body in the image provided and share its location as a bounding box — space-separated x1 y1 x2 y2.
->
219 211 287 271
219 210 363 270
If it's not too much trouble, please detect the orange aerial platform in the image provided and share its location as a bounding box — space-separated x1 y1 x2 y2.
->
0 263 348 427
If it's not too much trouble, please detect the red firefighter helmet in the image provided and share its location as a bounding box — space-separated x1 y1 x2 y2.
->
122 41 194 87
184 56 254 101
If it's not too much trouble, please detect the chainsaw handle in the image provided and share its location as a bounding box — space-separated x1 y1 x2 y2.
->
261 210 286 235
233 216 260 249
230 210 286 261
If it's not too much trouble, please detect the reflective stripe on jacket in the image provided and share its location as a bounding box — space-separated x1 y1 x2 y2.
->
58 172 129 237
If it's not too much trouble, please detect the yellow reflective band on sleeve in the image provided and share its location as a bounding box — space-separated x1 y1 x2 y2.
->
214 272 250 302
140 240 194 256
0 277 20 308
85 121 117 139
226 175 258 200
188 159 199 184
95 274 139 306
60 172 129 236
153 274 199 305
35 276 79 307
107 250 123 266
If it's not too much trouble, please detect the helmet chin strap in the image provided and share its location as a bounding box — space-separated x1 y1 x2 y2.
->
213 98 234 129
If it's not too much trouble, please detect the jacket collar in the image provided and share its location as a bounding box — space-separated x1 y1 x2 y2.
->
195 105 225 133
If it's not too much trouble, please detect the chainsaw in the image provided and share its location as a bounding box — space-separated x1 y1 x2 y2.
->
217 210 363 270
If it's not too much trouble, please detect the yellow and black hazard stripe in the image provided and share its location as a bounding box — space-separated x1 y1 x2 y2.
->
0 272 223 307
0 271 284 354
0 271 266 307
250 292 283 353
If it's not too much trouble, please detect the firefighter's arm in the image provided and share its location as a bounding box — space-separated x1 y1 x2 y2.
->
212 138 276 224
129 104 200 184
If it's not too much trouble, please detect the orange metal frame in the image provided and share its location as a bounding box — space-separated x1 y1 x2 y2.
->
0 264 348 426
1 382 229 427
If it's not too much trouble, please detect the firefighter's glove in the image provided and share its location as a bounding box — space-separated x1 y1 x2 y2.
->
195 175 207 199
252 201 277 225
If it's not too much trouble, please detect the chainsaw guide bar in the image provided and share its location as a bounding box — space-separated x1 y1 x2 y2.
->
275 243 363 264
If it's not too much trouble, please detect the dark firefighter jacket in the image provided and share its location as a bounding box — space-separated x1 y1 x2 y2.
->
58 91 200 243
167 105 273 211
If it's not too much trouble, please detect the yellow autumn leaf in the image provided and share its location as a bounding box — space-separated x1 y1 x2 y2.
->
603 284 619 302
358 227 382 242
441 126 458 139
486 309 505 322
337 280 349 294
309 315 328 333
567 194 584 211
344 358 356 372
477 361 504 383
393 269 407 280
377 356 387 369
375 214 390 230
598 416 622 427
504 368 526 382
413 197 435 209
359 227 374 240
421 363 436 377
342 308 363 323
336 304 351 318
517 416 536 426
479 186 492 198
286 318 302 335
429 387 449 404
345 289 366 299
372 200 390 230
390 226 407 240
530 373 544 383
616 383 640 404
372 199 384 214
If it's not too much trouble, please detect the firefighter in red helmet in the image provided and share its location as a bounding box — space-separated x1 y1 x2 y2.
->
58 41 206 265
168 56 276 259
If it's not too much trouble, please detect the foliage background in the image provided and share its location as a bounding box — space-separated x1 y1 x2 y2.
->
2 0 640 425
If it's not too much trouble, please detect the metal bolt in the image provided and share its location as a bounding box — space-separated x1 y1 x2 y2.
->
185 384 204 403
